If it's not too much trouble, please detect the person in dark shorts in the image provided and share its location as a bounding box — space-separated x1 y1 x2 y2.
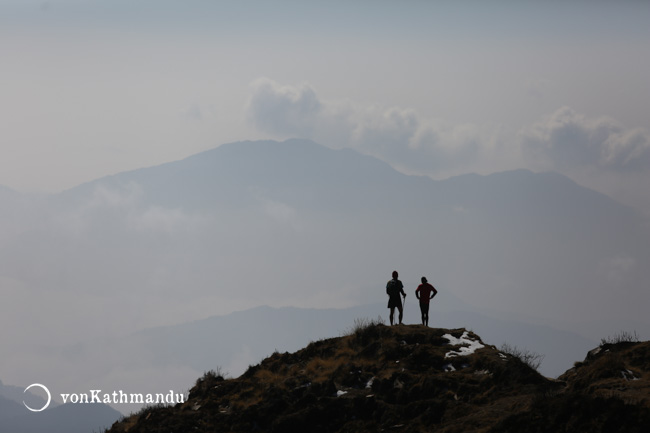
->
386 270 406 325
415 276 437 326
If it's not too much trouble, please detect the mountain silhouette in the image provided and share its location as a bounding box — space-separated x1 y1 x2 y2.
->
105 324 650 433
0 379 121 433
118 303 592 379
1 138 648 428
39 138 648 329
57 138 438 217
58 138 643 224
0 401 122 433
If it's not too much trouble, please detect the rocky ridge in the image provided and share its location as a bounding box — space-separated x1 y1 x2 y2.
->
106 324 650 432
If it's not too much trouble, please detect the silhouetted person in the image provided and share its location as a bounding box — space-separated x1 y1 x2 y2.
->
415 276 437 326
386 270 406 325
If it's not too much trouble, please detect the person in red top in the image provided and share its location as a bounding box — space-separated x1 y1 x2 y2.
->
415 276 438 326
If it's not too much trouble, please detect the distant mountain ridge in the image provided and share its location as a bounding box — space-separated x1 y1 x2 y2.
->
0 379 121 433
0 401 122 433
123 302 594 379
1 138 648 430
58 139 434 213
0 379 52 409
58 139 641 218
54 138 646 263
3 138 648 340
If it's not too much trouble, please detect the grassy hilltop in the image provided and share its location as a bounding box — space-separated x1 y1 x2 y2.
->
106 323 650 432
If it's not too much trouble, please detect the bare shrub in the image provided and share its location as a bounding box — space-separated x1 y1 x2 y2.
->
195 367 226 387
345 316 385 336
500 343 545 371
600 330 640 346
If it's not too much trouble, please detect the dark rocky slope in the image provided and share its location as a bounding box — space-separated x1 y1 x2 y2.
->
107 324 650 432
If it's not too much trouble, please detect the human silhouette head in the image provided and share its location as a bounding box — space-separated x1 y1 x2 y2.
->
392 270 398 279
421 276 427 283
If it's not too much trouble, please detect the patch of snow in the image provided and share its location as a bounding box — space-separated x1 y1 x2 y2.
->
443 363 456 372
365 377 375 389
336 390 348 397
443 331 485 358
621 369 639 381
588 347 602 358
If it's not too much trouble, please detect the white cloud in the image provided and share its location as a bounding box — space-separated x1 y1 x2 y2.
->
88 183 143 209
520 106 650 172
70 183 208 236
246 78 322 137
245 79 650 212
351 106 420 151
245 78 508 177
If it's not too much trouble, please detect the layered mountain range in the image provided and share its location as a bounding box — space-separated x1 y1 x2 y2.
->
1 138 648 421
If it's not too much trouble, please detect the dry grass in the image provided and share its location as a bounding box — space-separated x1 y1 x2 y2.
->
600 330 640 346
105 325 650 433
499 343 545 371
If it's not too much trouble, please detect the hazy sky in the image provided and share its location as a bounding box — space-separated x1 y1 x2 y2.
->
2 0 649 212
2 2 650 410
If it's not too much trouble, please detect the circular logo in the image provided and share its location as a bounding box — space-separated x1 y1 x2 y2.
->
23 383 51 412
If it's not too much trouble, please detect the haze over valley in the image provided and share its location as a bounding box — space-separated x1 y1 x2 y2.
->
1 139 648 415
2 0 649 421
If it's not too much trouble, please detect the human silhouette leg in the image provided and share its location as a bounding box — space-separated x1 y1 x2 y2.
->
419 302 430 326
419 303 425 325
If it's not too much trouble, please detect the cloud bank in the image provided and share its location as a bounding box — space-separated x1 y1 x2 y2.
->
246 78 650 212
246 78 510 177
520 106 650 173
247 78 323 138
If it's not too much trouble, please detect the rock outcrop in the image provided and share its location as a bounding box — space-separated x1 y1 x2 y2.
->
107 324 650 432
